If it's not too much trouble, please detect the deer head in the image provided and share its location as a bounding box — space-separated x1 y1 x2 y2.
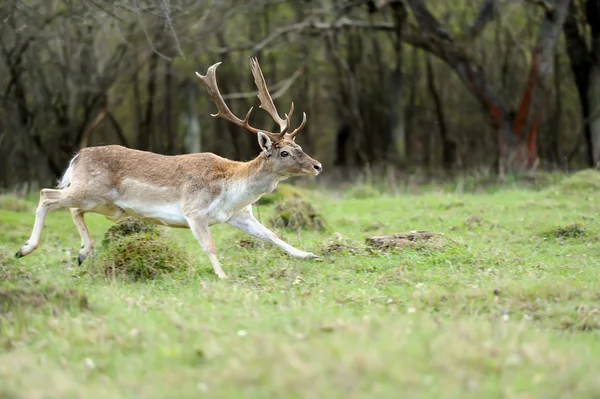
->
195 57 322 177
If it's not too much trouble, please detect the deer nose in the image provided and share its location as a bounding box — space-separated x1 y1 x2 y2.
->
314 163 322 172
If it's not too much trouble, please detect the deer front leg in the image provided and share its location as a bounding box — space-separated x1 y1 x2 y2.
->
227 206 317 259
185 216 228 279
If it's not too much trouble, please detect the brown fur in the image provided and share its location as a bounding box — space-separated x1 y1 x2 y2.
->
16 58 322 279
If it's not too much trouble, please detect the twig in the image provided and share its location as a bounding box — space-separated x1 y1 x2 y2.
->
132 0 172 61
79 109 108 149
159 0 185 59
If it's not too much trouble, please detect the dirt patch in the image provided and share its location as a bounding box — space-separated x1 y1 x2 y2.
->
0 264 39 285
98 217 193 282
366 231 444 251
269 198 327 232
463 215 485 230
542 223 587 239
237 236 271 250
417 287 600 332
0 285 89 314
319 233 364 256
443 201 465 210
362 222 384 232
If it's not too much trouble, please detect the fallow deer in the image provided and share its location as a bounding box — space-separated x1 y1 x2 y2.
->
15 57 322 279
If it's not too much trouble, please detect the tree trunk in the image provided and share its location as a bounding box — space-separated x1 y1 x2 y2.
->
164 59 174 154
139 51 159 152
425 55 455 170
588 65 600 167
405 0 570 174
181 79 201 154
564 0 596 167
549 52 562 165
389 1 407 164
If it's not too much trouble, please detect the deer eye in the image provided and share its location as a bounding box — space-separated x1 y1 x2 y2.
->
280 151 289 158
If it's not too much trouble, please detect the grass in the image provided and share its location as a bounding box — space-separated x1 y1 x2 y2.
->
1 173 600 398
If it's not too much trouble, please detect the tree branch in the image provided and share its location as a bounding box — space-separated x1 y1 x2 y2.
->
463 0 497 39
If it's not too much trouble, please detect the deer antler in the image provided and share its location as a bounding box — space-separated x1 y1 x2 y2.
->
249 57 306 140
249 57 294 133
195 59 307 142
195 63 285 142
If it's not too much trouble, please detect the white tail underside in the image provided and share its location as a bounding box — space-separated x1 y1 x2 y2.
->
57 153 79 189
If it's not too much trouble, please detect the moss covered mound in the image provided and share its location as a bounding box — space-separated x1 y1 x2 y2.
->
98 217 193 282
269 198 327 231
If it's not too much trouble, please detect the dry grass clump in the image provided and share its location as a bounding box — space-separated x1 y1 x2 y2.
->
547 169 600 194
98 217 193 282
101 217 160 245
319 233 365 256
366 231 446 251
541 223 587 240
0 285 89 315
269 198 327 231
346 184 380 199
0 195 32 212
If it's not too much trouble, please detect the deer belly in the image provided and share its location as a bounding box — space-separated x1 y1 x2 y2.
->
114 200 188 227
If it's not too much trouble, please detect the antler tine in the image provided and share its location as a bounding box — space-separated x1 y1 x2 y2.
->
195 62 281 141
250 57 293 134
285 112 307 140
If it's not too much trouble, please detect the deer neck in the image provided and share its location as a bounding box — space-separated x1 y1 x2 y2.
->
236 153 284 196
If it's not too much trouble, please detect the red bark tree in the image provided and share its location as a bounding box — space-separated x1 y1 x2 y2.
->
404 0 570 174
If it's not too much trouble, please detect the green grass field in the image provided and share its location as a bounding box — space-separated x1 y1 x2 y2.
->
1 173 600 398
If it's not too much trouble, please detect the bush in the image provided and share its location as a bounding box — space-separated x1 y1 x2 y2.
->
97 218 193 282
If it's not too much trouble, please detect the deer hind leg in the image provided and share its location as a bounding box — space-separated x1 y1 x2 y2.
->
70 208 93 265
227 206 317 259
16 188 86 258
185 216 228 279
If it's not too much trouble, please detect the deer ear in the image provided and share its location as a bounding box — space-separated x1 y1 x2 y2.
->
257 132 273 155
